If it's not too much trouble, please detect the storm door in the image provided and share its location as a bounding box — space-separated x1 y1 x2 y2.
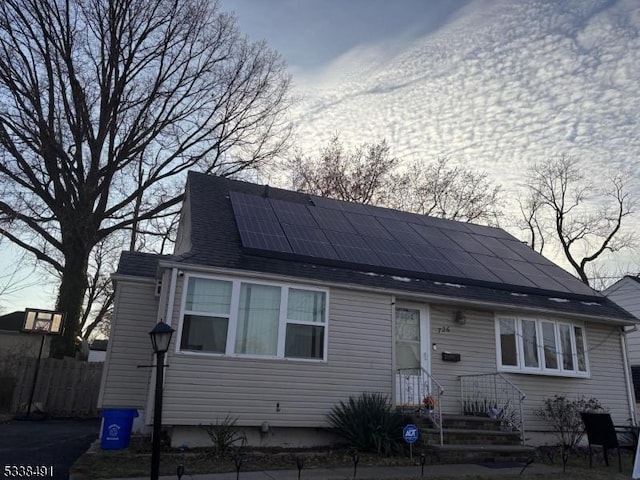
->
394 303 430 405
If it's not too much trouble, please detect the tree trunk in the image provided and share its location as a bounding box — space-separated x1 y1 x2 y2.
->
49 245 89 358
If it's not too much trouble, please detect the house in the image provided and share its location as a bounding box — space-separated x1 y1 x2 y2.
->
603 276 640 406
98 172 637 449
0 311 51 359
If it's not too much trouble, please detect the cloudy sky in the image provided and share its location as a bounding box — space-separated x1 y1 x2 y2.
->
1 0 639 312
226 0 640 262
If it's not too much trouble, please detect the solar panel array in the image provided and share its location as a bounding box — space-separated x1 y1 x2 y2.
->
229 191 594 296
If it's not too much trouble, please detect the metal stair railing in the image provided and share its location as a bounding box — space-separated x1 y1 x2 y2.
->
459 373 526 444
396 368 445 445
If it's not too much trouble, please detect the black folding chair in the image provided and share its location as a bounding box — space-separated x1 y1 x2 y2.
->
580 412 637 472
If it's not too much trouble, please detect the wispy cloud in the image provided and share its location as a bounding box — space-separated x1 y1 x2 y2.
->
286 0 640 272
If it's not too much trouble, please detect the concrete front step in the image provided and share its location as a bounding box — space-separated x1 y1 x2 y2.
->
441 414 504 430
423 428 522 446
426 444 537 464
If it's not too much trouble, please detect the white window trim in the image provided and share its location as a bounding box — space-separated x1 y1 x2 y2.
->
495 315 589 378
175 273 329 362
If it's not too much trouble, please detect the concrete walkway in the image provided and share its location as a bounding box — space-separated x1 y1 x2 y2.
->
104 462 560 480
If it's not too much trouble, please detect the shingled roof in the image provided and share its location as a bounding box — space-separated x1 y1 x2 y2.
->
116 171 636 324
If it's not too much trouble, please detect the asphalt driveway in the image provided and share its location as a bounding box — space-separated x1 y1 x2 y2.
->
0 418 100 480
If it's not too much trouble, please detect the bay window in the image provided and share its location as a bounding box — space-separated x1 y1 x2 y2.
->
179 275 328 360
495 316 588 377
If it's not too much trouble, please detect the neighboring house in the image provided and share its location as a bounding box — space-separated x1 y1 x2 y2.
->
99 172 637 448
0 311 51 359
88 339 108 362
604 276 640 405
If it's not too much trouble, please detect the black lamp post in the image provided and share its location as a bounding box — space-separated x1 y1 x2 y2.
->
149 322 174 480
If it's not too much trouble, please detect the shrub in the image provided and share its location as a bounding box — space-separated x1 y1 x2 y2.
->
201 415 247 456
536 395 604 451
327 392 407 455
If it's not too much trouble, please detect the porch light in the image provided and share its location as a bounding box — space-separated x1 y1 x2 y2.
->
149 322 174 353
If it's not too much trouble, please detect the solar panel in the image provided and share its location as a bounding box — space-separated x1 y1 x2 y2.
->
401 242 448 261
442 230 495 256
269 199 318 227
282 223 329 242
344 212 393 239
532 263 595 296
410 224 464 250
376 218 429 244
363 236 410 255
229 190 595 298
234 216 291 253
498 238 550 265
287 237 340 259
414 257 465 277
373 250 420 271
501 259 569 292
309 207 357 234
479 236 526 261
332 244 382 265
473 254 539 288
438 248 501 283
229 191 278 222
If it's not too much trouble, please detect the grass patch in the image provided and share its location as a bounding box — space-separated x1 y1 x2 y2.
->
71 437 638 480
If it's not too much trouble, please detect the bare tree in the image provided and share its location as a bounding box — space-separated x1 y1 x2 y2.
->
289 137 502 224
518 155 637 285
80 240 118 341
290 135 397 205
0 0 291 357
390 158 502 224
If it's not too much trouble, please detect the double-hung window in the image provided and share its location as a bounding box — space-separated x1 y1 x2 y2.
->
496 316 588 377
179 275 328 360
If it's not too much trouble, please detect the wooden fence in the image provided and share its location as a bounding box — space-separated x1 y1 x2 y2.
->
10 357 103 417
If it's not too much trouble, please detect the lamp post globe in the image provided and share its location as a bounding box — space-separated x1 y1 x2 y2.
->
149 321 174 353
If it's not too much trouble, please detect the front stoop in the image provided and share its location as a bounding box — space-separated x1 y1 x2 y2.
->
415 414 536 464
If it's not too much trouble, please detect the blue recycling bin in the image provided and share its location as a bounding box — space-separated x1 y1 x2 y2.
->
101 408 139 449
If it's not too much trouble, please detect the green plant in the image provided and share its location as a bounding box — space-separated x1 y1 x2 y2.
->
327 392 407 455
536 395 604 451
201 415 247 456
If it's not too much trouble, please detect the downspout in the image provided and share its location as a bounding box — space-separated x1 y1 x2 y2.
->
164 268 179 329
146 267 179 426
621 326 637 425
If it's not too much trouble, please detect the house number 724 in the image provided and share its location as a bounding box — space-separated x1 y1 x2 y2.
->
437 326 450 334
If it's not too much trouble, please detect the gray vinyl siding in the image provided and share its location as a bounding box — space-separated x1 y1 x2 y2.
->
98 279 161 409
605 279 640 365
428 304 630 432
429 305 497 415
162 282 393 427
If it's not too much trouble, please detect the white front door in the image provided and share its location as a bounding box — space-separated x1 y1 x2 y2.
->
395 303 430 405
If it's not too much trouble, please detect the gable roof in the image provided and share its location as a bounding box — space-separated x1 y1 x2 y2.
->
115 251 168 278
117 172 636 324
0 311 25 332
